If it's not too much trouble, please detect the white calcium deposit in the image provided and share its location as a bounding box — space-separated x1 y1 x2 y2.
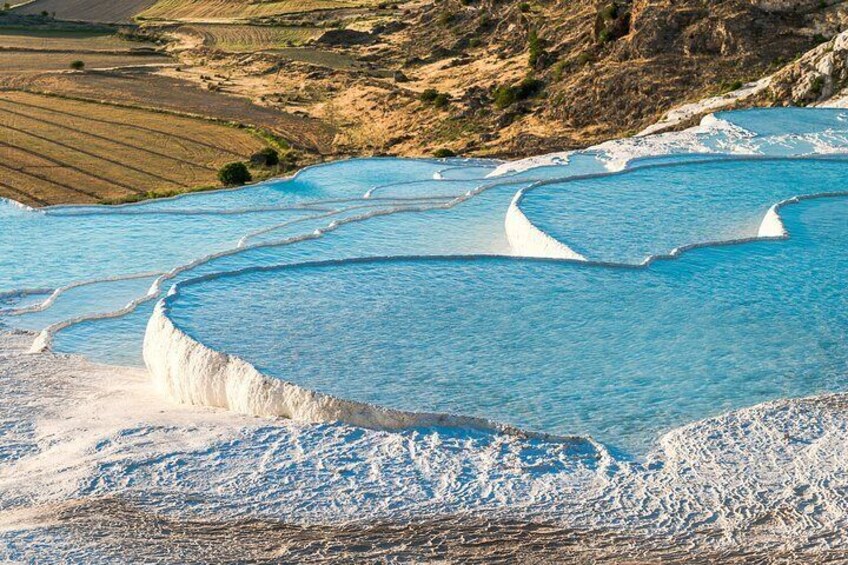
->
4 329 848 561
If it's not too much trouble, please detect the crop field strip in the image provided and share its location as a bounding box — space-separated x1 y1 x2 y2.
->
0 91 263 156
0 91 266 205
12 72 337 153
0 94 247 157
13 0 159 24
177 24 323 52
0 50 172 73
139 0 378 21
0 30 158 52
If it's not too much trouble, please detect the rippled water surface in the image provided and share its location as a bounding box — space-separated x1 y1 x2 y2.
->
169 191 848 453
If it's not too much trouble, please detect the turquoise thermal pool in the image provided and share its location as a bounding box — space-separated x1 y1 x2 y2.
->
1 108 847 456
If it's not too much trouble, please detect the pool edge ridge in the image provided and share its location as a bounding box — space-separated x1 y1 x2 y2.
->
142 298 595 447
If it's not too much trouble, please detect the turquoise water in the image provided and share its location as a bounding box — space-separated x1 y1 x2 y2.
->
518 158 848 264
167 172 848 453
2 109 847 455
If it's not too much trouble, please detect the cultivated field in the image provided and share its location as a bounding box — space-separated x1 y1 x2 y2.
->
177 24 322 52
12 70 336 152
0 29 157 51
13 0 157 23
0 91 267 206
0 51 170 73
139 0 374 22
272 46 357 70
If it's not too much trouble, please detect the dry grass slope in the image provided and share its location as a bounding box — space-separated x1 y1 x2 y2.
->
13 0 158 23
0 91 266 206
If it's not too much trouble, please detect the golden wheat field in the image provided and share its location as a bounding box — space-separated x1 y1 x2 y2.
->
0 91 267 206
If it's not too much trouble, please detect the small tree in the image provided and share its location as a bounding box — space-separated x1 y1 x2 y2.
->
433 148 456 158
218 162 252 186
70 60 85 70
250 147 280 167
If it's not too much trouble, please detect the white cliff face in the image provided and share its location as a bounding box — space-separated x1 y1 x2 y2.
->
757 204 788 238
143 299 533 436
504 192 587 261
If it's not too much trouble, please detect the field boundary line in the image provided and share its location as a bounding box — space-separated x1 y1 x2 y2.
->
0 152 107 200
0 92 250 157
0 138 150 195
0 178 48 206
0 101 219 171
0 85 326 154
0 120 190 187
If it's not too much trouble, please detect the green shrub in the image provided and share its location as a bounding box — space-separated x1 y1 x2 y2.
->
433 92 451 109
528 28 545 68
813 33 827 45
518 2 531 12
599 3 618 20
516 76 544 98
720 79 744 93
69 60 85 70
280 150 299 172
420 89 450 109
434 148 456 158
218 162 252 186
811 75 825 98
493 85 518 108
575 51 593 65
420 88 439 102
437 11 455 26
250 147 280 167
493 77 544 108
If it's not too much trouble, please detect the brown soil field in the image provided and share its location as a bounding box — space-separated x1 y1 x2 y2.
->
8 69 336 153
13 0 158 23
0 29 157 51
0 51 171 73
139 0 375 22
0 91 267 206
176 24 322 52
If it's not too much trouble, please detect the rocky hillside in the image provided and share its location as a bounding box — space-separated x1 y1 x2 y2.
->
147 0 848 159
387 0 848 155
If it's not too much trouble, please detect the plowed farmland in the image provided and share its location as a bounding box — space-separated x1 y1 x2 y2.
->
176 24 322 52
13 0 157 23
0 91 267 206
139 0 374 22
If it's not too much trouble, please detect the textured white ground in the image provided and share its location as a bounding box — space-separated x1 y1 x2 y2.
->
3 330 848 561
